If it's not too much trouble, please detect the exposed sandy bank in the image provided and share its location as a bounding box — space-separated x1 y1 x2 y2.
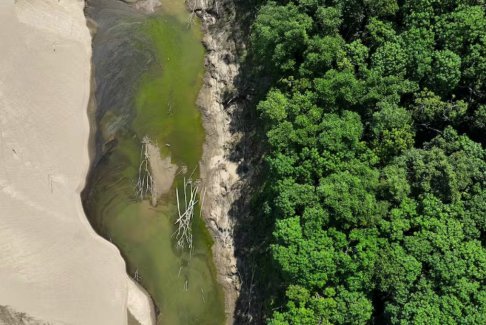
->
126 276 156 325
0 1 152 324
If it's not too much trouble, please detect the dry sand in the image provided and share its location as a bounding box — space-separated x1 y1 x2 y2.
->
0 1 153 324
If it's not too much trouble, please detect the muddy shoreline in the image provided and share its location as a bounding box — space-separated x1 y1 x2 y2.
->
193 0 252 323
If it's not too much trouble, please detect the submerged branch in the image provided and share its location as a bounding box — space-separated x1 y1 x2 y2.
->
135 136 155 201
174 177 202 250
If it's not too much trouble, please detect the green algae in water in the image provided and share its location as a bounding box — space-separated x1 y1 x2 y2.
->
134 16 205 165
84 3 225 324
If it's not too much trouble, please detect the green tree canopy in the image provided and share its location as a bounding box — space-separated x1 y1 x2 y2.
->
246 0 486 323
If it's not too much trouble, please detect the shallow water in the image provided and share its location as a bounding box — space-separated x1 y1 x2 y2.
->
83 1 225 324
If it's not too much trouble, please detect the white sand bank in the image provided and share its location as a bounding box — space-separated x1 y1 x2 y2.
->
0 1 153 324
127 276 156 325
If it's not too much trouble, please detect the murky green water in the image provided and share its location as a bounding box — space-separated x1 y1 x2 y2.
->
83 1 225 324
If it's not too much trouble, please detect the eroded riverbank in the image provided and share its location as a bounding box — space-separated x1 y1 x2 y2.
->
194 1 273 322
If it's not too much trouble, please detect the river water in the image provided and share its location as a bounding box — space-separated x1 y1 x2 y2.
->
82 1 225 323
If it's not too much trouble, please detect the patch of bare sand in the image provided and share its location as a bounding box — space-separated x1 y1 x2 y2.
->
145 139 177 205
0 1 153 324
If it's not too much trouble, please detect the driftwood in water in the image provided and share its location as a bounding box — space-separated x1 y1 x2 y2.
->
174 177 201 249
135 136 154 201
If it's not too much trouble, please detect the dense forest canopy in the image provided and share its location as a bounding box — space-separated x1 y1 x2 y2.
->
246 0 486 323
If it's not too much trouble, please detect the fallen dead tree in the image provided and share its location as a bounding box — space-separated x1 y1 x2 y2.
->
174 177 204 250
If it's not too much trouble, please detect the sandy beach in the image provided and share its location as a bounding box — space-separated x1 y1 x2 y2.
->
0 1 153 324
